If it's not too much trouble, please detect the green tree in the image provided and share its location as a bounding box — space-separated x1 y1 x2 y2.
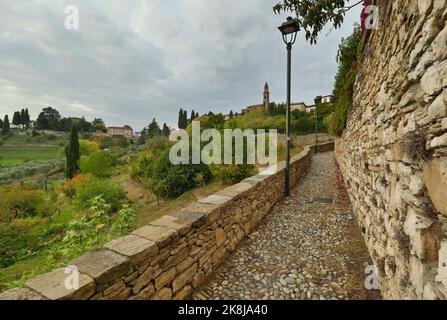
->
162 123 170 137
65 125 80 179
273 0 364 44
20 109 26 128
190 110 196 122
141 177 165 206
58 118 73 132
92 118 107 132
25 108 31 129
147 118 162 138
183 110 188 127
229 110 234 119
35 107 61 130
178 108 184 129
2 115 10 135
77 117 92 132
79 151 114 178
12 111 21 126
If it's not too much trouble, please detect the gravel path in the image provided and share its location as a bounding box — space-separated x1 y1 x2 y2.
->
192 152 381 300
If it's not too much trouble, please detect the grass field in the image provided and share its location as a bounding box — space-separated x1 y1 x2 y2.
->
0 133 65 165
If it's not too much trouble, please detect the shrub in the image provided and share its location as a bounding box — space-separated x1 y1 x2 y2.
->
79 139 100 156
211 164 256 185
46 197 137 266
79 151 114 178
131 139 212 199
161 163 211 198
75 178 126 213
59 174 91 201
58 196 112 259
0 185 51 222
111 204 137 237
0 224 30 268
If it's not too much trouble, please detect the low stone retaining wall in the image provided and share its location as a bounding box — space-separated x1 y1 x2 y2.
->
314 141 335 153
0 146 313 300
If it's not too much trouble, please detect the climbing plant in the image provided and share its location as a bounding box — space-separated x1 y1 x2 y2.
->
329 26 364 136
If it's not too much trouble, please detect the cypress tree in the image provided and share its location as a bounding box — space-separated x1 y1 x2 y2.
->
178 108 184 129
65 125 80 179
20 109 26 128
2 115 10 134
12 111 21 126
190 110 196 122
25 108 30 129
161 123 168 137
183 110 188 127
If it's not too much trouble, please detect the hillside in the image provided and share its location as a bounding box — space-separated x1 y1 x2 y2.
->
224 103 334 135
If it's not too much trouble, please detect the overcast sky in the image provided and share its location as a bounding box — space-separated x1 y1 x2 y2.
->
0 1 362 130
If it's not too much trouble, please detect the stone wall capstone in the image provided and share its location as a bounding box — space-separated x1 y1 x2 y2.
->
0 147 313 300
335 0 447 299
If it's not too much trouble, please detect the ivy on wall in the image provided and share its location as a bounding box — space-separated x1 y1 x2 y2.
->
329 26 364 136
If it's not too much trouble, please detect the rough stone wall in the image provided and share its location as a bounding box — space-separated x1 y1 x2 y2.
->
335 0 447 299
0 147 313 300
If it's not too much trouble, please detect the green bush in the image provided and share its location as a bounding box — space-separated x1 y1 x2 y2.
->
46 197 137 268
79 139 100 156
79 151 114 178
75 178 126 213
211 164 256 185
131 138 212 199
111 204 137 237
0 184 53 222
329 70 357 136
0 224 31 268
329 26 363 136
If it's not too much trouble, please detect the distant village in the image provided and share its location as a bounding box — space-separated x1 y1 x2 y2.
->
239 82 333 116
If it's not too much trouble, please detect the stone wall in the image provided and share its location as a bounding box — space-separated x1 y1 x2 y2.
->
315 141 335 153
0 147 313 300
335 0 447 299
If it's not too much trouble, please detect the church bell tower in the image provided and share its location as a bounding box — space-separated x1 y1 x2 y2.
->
263 82 270 110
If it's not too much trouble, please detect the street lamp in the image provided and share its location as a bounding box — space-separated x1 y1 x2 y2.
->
278 16 300 197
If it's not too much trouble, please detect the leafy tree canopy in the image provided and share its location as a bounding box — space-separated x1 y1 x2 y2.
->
273 0 363 44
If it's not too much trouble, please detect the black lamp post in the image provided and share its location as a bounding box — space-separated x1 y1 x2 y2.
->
315 103 318 153
278 17 300 197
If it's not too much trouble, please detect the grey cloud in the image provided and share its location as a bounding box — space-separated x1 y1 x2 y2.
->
0 0 362 130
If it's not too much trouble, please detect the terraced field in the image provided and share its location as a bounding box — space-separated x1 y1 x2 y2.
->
0 133 65 165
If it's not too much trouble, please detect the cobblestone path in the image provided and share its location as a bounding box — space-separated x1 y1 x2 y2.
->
193 152 381 300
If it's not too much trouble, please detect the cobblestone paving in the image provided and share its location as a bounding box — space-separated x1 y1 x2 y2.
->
193 152 381 300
